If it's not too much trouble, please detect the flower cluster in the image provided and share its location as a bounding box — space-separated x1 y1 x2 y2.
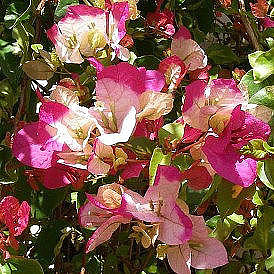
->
6 0 273 272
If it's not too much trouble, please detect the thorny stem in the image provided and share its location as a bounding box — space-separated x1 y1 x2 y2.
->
238 0 261 51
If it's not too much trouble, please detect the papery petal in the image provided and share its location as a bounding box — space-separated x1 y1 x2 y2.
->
167 244 191 274
173 26 192 40
87 57 104 73
158 55 187 90
171 38 207 71
15 201 31 236
158 202 193 245
202 134 258 187
145 165 183 201
0 196 30 236
94 138 114 158
121 192 162 222
96 77 140 120
182 80 210 131
79 201 112 227
97 106 137 145
12 122 63 169
111 2 129 42
88 155 111 175
97 62 164 94
137 91 173 121
209 79 245 109
49 85 79 107
190 237 228 269
67 4 105 18
39 101 69 125
121 162 146 180
138 67 165 92
43 165 76 189
181 125 203 144
85 215 130 252
183 166 212 190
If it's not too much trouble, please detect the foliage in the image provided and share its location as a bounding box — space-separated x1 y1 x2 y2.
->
0 0 274 273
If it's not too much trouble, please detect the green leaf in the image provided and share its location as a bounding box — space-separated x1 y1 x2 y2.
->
227 213 245 224
220 262 244 274
263 142 274 154
149 148 171 185
257 161 274 190
134 55 161 70
239 69 274 97
249 51 264 68
217 179 255 218
0 79 19 117
200 175 221 203
22 60 54 80
249 48 274 83
252 190 264 205
158 122 184 145
32 187 68 219
172 154 193 172
265 248 274 273
12 22 29 64
249 86 274 109
0 257 44 274
33 220 69 268
240 139 269 159
127 137 156 156
210 217 239 241
207 44 239 64
244 206 274 251
55 0 79 18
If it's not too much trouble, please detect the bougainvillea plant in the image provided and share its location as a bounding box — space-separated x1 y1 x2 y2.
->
0 0 274 273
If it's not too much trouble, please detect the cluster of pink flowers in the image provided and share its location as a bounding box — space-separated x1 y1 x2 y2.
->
10 1 271 272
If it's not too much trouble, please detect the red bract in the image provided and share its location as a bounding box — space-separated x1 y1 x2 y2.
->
250 0 269 18
0 196 30 237
158 55 188 91
182 165 212 190
146 9 175 37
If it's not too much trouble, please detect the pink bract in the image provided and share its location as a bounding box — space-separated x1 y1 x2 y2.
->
171 28 207 71
12 121 64 169
47 3 130 63
182 79 245 132
202 105 271 187
167 215 228 273
90 63 171 145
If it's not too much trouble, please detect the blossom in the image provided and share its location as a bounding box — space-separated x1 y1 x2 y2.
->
47 3 130 63
202 105 271 187
182 79 245 132
87 138 127 175
90 62 172 145
79 183 132 252
79 166 193 252
250 0 269 18
165 215 228 274
171 26 207 71
123 166 193 245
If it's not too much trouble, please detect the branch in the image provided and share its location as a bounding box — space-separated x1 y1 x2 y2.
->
238 0 261 51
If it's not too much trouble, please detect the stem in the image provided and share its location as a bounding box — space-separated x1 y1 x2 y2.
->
238 0 261 51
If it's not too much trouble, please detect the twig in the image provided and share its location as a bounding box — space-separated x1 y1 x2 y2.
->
238 0 261 51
